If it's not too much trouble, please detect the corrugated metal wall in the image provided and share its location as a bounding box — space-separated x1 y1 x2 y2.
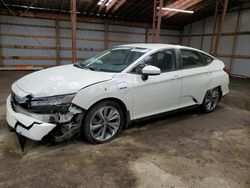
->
0 15 180 67
181 3 250 77
0 15 57 66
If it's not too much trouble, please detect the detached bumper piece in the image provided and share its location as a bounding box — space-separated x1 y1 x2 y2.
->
15 132 26 152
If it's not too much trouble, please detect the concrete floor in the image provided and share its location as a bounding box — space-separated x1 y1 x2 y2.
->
0 71 249 188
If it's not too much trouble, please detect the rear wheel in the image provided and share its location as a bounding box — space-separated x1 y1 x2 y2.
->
82 101 124 144
202 88 220 113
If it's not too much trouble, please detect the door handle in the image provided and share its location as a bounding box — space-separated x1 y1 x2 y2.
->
207 70 212 74
171 75 181 80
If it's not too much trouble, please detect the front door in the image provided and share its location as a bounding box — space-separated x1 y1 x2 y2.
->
131 49 182 120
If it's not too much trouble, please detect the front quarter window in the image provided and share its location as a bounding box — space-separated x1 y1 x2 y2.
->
77 48 145 72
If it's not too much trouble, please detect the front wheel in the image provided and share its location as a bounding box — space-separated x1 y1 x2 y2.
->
202 88 220 113
82 101 124 144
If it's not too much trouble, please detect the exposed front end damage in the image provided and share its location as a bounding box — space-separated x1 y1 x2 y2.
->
6 92 85 149
40 105 85 144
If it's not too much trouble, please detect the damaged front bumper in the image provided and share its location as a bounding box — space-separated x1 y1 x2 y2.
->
6 94 84 145
6 95 57 141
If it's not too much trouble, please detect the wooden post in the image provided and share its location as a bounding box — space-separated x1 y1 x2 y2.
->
104 21 108 49
152 0 163 43
71 0 77 64
55 19 60 65
200 19 206 50
210 0 219 54
229 4 242 73
0 33 2 66
214 0 229 55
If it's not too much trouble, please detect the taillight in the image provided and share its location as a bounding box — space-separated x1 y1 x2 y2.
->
223 67 231 74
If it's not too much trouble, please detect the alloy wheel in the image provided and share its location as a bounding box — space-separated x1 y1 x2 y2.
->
89 106 121 141
205 89 219 111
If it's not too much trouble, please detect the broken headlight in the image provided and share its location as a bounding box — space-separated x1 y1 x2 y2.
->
29 94 76 114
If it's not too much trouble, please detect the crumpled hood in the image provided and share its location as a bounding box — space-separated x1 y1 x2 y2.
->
12 64 114 97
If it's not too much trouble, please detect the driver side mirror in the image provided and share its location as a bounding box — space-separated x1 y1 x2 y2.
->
141 65 161 81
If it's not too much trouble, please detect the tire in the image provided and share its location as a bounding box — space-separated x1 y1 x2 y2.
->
202 87 220 113
82 101 125 144
6 123 15 132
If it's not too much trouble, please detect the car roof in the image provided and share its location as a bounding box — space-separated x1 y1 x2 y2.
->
116 43 192 50
116 43 215 58
116 43 177 50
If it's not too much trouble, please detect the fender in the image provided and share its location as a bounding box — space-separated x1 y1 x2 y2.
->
207 60 229 96
72 73 133 118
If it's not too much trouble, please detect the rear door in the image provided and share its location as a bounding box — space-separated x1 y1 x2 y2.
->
178 49 213 107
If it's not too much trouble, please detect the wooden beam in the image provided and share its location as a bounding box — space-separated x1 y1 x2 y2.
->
0 8 150 33
229 4 242 72
2 56 85 61
181 31 250 37
1 45 104 52
152 0 163 43
0 32 145 43
106 0 118 12
0 32 2 66
0 0 16 16
116 0 146 17
71 0 77 64
20 0 37 17
0 21 150 35
55 19 60 65
111 0 127 13
163 0 202 18
200 18 206 50
214 0 229 54
210 0 219 54
215 54 250 60
0 21 180 37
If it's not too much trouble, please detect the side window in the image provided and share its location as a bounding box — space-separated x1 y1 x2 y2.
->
155 50 176 72
200 52 214 65
131 49 176 74
132 49 176 74
180 49 204 69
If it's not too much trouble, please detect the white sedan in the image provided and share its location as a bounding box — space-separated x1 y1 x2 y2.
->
6 44 229 145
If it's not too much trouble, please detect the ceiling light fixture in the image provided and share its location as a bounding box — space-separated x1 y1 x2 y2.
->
158 7 194 14
97 0 105 6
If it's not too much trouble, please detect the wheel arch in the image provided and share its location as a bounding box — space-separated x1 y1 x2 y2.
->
203 85 222 102
84 97 131 128
217 85 223 101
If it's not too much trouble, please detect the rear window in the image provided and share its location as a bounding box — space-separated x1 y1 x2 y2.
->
180 49 204 69
201 53 214 65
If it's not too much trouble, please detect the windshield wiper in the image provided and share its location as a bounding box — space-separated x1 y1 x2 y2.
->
73 63 85 69
74 63 96 71
84 66 96 71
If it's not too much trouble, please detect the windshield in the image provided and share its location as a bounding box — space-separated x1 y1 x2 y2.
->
76 48 146 72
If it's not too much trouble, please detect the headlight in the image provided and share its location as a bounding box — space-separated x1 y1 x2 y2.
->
29 94 76 114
